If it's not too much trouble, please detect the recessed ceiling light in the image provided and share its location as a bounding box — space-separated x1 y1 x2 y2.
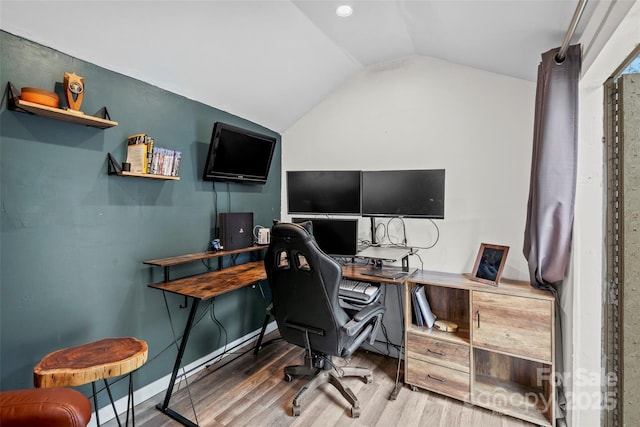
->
336 5 353 18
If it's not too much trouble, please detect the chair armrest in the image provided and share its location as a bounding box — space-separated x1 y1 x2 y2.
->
343 303 386 336
353 303 385 322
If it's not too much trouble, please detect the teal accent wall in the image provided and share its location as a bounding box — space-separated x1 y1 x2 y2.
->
0 31 281 404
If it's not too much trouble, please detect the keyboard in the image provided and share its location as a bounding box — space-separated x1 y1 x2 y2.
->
339 279 380 302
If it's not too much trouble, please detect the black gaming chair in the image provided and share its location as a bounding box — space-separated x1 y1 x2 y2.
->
264 222 386 417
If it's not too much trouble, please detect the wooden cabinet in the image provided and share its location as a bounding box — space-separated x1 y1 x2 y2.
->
473 291 552 362
405 270 555 426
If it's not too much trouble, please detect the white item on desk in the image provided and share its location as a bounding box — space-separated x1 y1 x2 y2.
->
356 246 410 262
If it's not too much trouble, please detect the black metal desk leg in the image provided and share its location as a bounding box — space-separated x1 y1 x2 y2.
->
389 284 405 400
155 298 200 427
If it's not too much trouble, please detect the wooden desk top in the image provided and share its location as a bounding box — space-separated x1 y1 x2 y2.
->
147 259 412 303
34 337 148 388
148 261 267 300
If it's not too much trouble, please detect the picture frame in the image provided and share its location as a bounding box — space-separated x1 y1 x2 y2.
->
470 243 510 286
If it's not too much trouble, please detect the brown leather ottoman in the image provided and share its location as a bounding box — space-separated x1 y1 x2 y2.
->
0 387 92 427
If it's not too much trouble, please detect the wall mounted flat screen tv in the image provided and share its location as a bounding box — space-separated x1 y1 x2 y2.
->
361 169 445 218
293 217 359 257
287 170 361 215
203 122 277 184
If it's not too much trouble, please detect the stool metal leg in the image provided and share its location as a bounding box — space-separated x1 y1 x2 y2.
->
103 379 122 427
92 374 137 427
125 372 135 426
92 382 101 427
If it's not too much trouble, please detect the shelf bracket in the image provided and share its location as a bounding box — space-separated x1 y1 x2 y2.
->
161 265 187 309
107 153 122 175
6 82 25 113
93 106 112 120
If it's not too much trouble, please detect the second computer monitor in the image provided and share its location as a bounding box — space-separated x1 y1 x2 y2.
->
292 217 358 257
361 169 445 219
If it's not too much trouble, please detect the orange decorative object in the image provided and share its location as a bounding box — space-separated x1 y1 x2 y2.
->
20 87 59 108
63 72 84 112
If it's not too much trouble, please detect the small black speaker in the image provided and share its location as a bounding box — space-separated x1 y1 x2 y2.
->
220 212 254 251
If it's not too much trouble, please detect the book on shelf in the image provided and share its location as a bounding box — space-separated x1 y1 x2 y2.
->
127 133 148 145
172 151 182 177
125 133 181 177
146 137 154 172
162 149 174 176
126 143 148 173
414 286 437 328
411 286 424 327
148 147 182 177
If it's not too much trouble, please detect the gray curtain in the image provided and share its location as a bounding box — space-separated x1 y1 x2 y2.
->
524 44 581 288
523 44 581 425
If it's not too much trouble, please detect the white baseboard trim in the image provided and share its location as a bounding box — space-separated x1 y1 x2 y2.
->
88 321 278 427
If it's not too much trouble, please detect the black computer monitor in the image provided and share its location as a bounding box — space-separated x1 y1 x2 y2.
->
202 122 276 184
287 170 361 215
292 217 359 257
361 169 445 219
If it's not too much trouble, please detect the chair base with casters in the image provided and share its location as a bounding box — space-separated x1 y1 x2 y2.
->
280 315 381 418
284 351 372 418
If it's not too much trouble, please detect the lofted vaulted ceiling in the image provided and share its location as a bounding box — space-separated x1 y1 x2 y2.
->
1 0 602 133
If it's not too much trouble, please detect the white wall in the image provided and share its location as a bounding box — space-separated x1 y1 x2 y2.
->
282 55 536 279
280 4 638 425
570 2 640 426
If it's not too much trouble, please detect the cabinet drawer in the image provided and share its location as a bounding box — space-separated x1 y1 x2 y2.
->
473 292 552 362
407 332 470 372
406 358 470 402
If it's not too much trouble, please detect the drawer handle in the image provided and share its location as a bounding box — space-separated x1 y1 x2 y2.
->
427 374 447 383
477 309 481 328
427 348 446 357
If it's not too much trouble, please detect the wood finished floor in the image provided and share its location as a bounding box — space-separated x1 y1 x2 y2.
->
106 332 534 427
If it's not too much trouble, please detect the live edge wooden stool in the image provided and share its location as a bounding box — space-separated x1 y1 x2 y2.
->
33 337 148 427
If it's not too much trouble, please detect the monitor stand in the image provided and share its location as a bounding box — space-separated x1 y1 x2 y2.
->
370 217 377 245
374 255 409 272
361 258 411 280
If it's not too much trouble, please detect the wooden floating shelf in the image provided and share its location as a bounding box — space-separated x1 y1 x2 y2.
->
116 171 180 181
143 245 266 267
12 98 118 129
107 154 179 181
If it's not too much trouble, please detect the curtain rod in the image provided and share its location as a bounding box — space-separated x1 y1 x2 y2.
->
556 0 588 62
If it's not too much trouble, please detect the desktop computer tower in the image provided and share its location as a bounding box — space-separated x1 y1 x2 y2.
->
220 212 254 251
